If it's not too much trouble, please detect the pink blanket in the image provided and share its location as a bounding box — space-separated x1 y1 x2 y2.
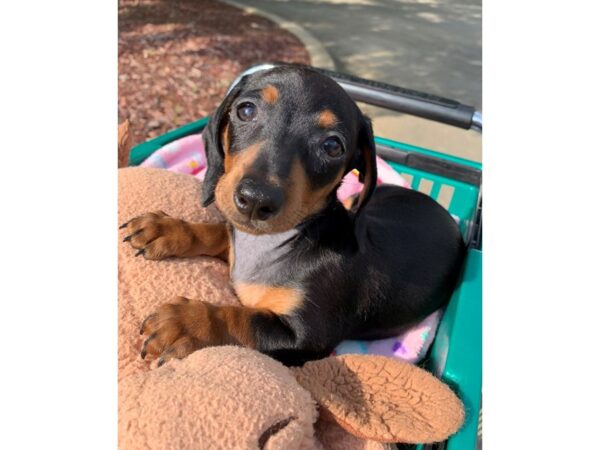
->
141 133 442 363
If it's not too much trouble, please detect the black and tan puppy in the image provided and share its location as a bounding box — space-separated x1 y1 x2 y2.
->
121 66 465 366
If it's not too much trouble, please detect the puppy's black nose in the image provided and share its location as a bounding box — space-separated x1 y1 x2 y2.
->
234 178 284 221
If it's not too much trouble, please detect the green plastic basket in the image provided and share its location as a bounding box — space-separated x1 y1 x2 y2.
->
129 116 482 450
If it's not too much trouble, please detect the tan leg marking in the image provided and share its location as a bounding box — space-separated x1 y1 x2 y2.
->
234 282 304 315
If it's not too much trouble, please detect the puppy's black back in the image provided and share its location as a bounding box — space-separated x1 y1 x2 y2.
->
349 184 465 339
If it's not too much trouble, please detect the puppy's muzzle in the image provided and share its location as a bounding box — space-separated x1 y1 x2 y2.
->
234 178 284 221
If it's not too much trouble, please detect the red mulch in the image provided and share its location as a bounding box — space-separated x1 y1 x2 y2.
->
119 0 310 146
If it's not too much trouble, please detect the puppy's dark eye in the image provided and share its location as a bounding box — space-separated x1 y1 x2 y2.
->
237 102 257 121
321 136 344 157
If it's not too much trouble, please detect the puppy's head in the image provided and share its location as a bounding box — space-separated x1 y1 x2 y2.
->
202 66 377 234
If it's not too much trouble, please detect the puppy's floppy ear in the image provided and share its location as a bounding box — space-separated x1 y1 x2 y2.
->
353 114 378 213
201 77 247 207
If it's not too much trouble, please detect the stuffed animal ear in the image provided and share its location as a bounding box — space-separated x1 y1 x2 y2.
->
352 114 378 214
201 77 247 207
291 354 464 444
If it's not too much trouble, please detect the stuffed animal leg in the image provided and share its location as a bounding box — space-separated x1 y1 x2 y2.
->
119 346 463 450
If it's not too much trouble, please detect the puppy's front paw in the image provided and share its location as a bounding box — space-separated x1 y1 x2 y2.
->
139 297 213 366
120 211 196 260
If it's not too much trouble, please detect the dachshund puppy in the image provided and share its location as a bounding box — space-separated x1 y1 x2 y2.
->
121 65 465 366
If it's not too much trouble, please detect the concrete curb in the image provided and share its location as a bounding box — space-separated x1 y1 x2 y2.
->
219 0 336 70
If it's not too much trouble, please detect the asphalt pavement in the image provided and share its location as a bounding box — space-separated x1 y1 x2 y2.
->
229 0 482 162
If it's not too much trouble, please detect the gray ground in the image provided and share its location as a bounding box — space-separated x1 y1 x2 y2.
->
231 0 482 162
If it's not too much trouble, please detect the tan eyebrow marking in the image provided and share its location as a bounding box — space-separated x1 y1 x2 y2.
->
261 84 279 104
317 109 339 128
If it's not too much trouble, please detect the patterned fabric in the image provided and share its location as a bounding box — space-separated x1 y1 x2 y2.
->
141 134 208 179
141 133 442 363
332 310 443 363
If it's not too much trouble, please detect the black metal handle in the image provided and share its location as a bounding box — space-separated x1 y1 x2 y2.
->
312 67 478 130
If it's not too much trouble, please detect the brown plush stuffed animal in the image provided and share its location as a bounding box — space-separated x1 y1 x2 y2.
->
118 167 464 450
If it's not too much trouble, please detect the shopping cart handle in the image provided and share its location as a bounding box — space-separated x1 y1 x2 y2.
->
232 63 481 132
314 67 479 131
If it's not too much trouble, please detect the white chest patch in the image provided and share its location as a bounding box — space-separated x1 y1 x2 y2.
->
230 228 299 286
